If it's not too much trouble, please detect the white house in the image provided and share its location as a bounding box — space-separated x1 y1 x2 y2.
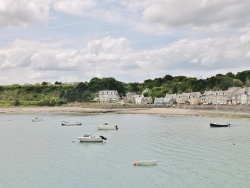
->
98 90 120 103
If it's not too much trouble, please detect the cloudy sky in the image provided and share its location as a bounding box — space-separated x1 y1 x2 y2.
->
1 0 250 85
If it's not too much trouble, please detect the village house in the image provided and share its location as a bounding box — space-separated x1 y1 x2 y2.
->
212 90 231 105
247 88 250 104
176 93 190 104
201 91 213 104
154 97 166 105
125 92 138 103
135 93 153 104
141 96 153 104
227 87 240 105
231 88 242 104
188 92 201 105
165 93 177 104
97 90 120 103
233 88 248 105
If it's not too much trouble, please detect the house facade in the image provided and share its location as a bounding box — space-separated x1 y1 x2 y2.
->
165 93 177 104
135 93 153 104
176 93 190 104
188 92 201 105
98 90 120 103
201 91 213 104
125 92 138 103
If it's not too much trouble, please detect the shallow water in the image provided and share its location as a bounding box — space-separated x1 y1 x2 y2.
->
0 113 250 188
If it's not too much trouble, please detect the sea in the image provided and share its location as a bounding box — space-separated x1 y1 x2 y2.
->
0 113 250 188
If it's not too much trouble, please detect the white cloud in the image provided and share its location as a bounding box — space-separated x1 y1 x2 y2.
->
0 0 51 27
53 0 97 15
1 33 250 84
1 0 250 84
142 0 250 31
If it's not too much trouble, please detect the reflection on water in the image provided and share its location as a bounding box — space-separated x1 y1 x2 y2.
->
0 113 250 188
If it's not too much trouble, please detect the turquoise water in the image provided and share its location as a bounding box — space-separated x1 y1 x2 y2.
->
0 113 250 188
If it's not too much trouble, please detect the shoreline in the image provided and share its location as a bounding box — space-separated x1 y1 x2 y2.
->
1 105 250 118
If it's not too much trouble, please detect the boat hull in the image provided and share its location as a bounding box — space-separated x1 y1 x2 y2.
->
133 160 157 166
97 126 117 130
62 122 82 126
78 137 103 142
32 118 43 122
210 123 230 127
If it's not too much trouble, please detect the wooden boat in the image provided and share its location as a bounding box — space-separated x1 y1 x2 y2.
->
97 122 118 130
210 123 230 127
61 121 82 126
78 133 107 142
133 160 157 166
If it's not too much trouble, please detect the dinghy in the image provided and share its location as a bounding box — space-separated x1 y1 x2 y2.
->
32 117 43 122
210 123 230 127
133 160 157 166
61 121 82 126
78 133 107 142
97 122 118 130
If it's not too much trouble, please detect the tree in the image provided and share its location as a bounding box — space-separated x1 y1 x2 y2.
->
246 78 250 87
225 72 235 78
236 70 250 84
220 77 233 90
233 79 243 87
163 74 173 82
55 81 62 85
41 82 48 86
14 99 20 106
126 82 141 93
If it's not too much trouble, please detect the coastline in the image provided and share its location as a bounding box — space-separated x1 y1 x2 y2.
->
1 105 250 118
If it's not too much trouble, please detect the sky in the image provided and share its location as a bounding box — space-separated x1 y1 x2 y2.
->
1 0 250 85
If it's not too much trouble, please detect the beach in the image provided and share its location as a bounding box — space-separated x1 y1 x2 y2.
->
1 104 250 118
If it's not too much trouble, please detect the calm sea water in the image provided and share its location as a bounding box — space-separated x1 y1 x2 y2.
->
0 113 250 188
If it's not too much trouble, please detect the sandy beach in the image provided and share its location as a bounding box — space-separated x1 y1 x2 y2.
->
0 105 250 118
0 106 196 115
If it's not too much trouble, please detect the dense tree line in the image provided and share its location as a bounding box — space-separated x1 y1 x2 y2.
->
0 70 250 106
126 70 250 97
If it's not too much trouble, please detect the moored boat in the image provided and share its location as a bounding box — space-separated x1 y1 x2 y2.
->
133 160 157 166
97 122 118 130
78 133 107 142
210 123 230 127
32 117 43 122
61 121 82 126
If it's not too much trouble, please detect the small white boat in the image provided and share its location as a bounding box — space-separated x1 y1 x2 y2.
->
97 122 118 130
61 121 82 126
133 160 157 166
32 117 43 122
78 133 107 142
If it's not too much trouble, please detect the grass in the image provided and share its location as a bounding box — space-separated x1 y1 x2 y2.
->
0 100 40 107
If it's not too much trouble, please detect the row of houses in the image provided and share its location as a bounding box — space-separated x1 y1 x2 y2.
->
155 87 250 105
94 87 250 105
93 90 153 104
